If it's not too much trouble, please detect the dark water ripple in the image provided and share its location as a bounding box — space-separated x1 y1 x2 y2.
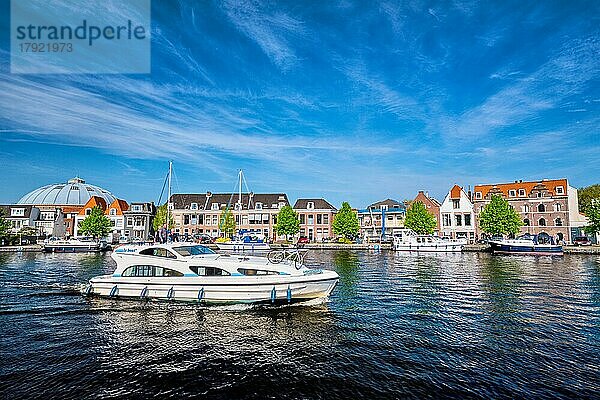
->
0 250 599 399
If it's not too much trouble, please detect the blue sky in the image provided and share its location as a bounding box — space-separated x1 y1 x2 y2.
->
1 0 599 207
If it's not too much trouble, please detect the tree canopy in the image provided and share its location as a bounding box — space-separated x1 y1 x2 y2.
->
478 195 522 236
404 201 437 234
578 184 600 214
0 208 11 236
583 201 600 237
275 205 300 240
219 207 236 238
78 206 112 238
332 202 360 240
153 204 175 231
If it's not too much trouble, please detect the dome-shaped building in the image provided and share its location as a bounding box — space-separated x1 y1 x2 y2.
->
17 177 117 206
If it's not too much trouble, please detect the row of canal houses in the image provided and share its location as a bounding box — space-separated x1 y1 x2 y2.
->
2 177 591 244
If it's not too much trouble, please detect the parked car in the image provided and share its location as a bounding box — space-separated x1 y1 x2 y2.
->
297 236 310 244
573 236 592 246
194 234 214 244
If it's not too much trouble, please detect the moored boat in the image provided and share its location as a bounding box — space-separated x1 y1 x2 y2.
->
44 237 109 253
488 234 563 256
215 233 270 252
393 229 465 252
84 243 338 304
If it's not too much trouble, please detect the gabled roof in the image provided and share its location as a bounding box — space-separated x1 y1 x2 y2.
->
78 196 108 215
414 191 441 207
170 193 290 210
450 185 463 199
105 199 129 216
367 198 405 209
474 179 568 199
293 198 337 210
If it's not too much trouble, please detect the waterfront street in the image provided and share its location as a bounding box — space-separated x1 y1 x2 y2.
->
1 250 599 399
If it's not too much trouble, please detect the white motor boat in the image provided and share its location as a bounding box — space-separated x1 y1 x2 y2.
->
393 229 465 252
85 243 338 304
44 237 109 253
215 233 271 252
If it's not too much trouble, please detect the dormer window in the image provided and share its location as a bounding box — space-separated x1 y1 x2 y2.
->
278 202 285 209
518 189 525 197
255 202 263 210
556 186 564 195
509 190 516 197
381 205 388 211
11 208 25 216
132 205 141 212
168 202 174 210
110 208 116 216
234 203 242 211
307 202 314 210
475 192 482 199
211 203 219 210
190 203 198 210
85 208 91 215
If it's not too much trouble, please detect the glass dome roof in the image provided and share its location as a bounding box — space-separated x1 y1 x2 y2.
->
17 177 117 206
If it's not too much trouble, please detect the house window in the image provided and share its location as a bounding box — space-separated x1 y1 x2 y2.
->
234 203 241 211
443 214 451 227
452 199 460 209
464 214 471 226
308 215 314 225
555 203 562 212
11 208 25 216
538 204 546 212
307 202 314 210
475 192 482 199
300 214 305 224
132 205 142 212
537 192 543 198
509 190 516 197
556 186 564 195
110 208 116 216
278 202 286 209
85 208 91 215
518 189 526 197
455 214 462 226
211 203 219 210
127 218 133 227
523 218 530 226
524 204 530 213
538 218 546 227
317 214 322 224
190 203 198 210
323 215 329 224
555 218 563 226
255 203 263 210
168 202 174 210
381 205 388 211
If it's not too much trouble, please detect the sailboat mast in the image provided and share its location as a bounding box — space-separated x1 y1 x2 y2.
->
238 169 242 235
167 161 172 235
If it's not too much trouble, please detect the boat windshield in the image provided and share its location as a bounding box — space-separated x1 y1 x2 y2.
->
172 245 215 257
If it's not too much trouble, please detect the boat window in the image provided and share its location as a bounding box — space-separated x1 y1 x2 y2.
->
190 266 230 276
173 245 216 256
139 247 178 258
237 268 279 276
122 265 183 277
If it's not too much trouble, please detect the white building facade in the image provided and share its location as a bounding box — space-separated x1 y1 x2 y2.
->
440 185 476 243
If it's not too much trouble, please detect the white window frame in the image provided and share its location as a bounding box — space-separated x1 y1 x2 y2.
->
190 203 198 210
211 203 219 210
556 186 564 195
509 190 516 197
475 192 482 199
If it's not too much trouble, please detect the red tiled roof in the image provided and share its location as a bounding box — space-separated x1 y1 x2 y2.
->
474 179 568 199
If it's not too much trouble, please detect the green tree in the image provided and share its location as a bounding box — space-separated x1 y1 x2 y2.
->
153 204 175 231
219 207 237 238
583 201 600 237
275 205 300 241
0 208 11 237
404 201 437 234
332 202 360 240
578 184 600 214
479 195 523 236
78 206 112 238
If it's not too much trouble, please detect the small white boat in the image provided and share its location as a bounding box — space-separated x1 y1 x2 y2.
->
44 237 109 253
215 233 271 252
488 234 563 256
85 243 338 304
393 229 465 252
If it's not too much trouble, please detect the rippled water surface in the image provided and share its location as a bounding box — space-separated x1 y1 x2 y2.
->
1 250 599 399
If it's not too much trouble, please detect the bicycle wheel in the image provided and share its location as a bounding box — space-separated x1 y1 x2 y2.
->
267 250 284 264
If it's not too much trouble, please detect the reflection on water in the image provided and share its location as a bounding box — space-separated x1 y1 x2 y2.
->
1 251 600 399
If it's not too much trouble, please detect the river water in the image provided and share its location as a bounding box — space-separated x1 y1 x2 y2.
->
0 250 599 399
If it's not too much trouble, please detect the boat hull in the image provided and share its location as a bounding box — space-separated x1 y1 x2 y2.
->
394 243 463 252
43 244 104 253
86 273 338 304
489 241 563 256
